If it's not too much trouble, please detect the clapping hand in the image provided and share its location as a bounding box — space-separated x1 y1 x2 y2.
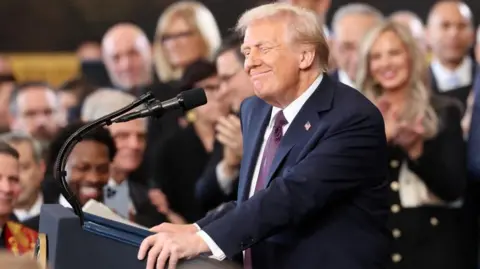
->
392 115 425 159
216 114 243 160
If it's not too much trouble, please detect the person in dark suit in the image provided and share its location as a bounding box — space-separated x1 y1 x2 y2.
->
329 3 383 88
468 73 480 178
426 1 477 108
137 3 390 269
149 59 230 223
195 34 254 213
356 21 467 269
0 132 57 231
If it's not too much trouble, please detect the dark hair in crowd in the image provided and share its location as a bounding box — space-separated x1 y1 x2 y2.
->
0 141 19 160
180 59 217 92
214 33 245 63
9 81 57 115
47 121 117 169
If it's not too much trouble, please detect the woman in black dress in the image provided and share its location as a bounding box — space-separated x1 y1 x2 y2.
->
356 20 467 269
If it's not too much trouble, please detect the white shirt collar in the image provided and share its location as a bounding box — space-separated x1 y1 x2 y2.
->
107 178 128 188
58 195 72 208
14 193 44 221
431 56 473 92
270 74 323 126
338 69 355 88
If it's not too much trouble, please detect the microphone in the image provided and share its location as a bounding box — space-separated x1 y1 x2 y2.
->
113 88 207 123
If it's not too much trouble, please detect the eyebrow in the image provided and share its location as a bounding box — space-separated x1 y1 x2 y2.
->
241 41 276 51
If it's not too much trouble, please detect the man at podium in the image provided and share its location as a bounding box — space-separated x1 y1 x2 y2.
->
138 3 389 269
0 141 38 255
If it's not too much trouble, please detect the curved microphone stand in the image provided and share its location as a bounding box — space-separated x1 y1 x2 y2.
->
53 91 155 226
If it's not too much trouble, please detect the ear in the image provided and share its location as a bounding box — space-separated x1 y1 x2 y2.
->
298 46 316 70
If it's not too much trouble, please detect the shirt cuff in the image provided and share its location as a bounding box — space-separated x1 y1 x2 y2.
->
196 230 226 261
216 161 239 195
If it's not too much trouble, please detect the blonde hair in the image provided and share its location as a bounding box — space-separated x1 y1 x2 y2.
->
236 3 330 71
356 20 439 139
153 1 221 82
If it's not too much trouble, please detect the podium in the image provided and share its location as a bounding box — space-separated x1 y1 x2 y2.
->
38 204 241 269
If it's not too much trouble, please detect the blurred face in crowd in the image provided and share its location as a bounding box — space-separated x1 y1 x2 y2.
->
102 25 153 89
242 18 316 107
108 119 146 174
66 141 110 206
161 15 206 70
427 2 474 66
369 30 410 92
0 153 20 219
193 75 229 124
11 87 62 145
216 49 254 112
333 13 381 81
9 141 44 209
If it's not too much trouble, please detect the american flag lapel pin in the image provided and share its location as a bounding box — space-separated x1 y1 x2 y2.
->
304 121 311 131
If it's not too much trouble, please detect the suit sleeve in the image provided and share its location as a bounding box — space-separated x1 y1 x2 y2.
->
201 108 387 258
468 86 480 179
407 104 466 201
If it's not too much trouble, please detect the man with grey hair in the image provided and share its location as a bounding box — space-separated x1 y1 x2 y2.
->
390 10 427 52
330 3 384 87
138 3 389 269
0 133 50 230
8 82 64 153
82 89 175 227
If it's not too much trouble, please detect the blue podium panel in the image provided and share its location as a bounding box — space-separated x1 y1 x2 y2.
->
39 204 148 269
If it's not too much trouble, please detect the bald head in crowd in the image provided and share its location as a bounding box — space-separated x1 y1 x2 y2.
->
102 23 154 91
390 11 427 52
426 0 474 69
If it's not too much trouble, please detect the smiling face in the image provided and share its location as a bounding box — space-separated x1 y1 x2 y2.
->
369 30 410 92
241 19 304 107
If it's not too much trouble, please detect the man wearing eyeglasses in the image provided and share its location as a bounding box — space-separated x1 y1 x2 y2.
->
195 35 255 214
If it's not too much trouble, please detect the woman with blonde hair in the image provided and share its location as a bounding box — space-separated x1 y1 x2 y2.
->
153 1 221 84
356 20 467 269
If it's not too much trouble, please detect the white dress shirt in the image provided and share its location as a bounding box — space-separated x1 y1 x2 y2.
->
14 193 44 221
197 74 324 260
431 57 473 92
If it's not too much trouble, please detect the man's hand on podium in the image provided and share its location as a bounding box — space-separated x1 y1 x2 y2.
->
138 225 209 269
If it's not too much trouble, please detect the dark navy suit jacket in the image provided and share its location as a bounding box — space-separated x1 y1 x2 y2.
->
196 75 390 269
468 72 480 178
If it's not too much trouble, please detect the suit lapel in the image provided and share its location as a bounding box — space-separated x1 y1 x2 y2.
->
265 75 335 186
240 104 271 201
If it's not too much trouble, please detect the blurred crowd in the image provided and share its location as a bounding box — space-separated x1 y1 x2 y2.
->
0 0 480 268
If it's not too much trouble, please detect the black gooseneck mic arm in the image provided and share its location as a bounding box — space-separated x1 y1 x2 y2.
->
53 91 155 226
